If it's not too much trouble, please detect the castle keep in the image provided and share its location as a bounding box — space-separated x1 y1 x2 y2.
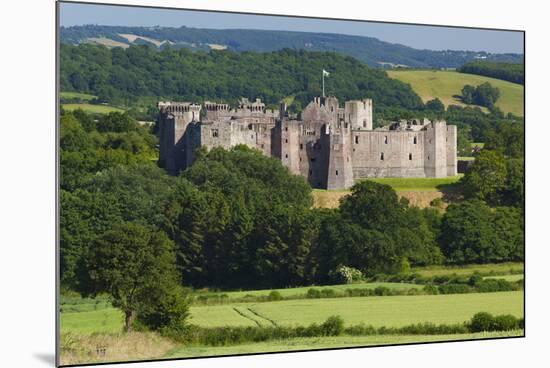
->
158 96 457 189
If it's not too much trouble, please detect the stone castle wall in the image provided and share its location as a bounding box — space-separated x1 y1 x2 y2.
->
158 97 457 189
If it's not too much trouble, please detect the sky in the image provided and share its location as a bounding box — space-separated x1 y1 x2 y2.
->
59 2 524 54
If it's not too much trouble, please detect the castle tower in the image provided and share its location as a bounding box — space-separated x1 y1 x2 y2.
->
424 120 448 178
446 125 458 176
325 123 354 189
158 102 201 175
344 99 373 131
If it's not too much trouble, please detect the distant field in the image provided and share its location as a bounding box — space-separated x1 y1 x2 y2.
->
484 274 524 282
60 91 97 101
62 103 125 114
166 330 523 359
387 70 524 116
312 176 461 209
189 292 523 328
412 262 524 278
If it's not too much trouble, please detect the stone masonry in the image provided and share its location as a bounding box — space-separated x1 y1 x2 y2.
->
158 96 457 189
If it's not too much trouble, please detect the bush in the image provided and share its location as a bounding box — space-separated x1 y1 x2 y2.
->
268 291 283 301
320 315 345 336
329 265 363 284
374 286 392 296
306 288 321 298
474 279 518 293
493 314 520 331
469 312 495 332
423 284 439 295
438 283 472 294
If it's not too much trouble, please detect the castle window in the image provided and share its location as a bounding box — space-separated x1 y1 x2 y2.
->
384 136 388 144
428 155 430 160
285 154 288 158
251 134 254 139
355 136 359 144
413 136 417 144
300 157 302 162
285 127 288 131
311 158 316 162
380 152 384 160
285 139 288 143
212 129 219 138
409 153 413 160
261 144 264 148
363 119 367 128
248 124 253 130
336 170 339 176
300 143 303 150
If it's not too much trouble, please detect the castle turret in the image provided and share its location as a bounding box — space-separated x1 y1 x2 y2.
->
424 120 448 178
158 102 201 174
325 123 354 189
344 99 373 131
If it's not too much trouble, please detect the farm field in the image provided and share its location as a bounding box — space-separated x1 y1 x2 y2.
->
189 291 523 328
62 103 125 114
387 70 524 116
165 330 523 359
61 291 523 333
60 91 97 101
412 262 524 278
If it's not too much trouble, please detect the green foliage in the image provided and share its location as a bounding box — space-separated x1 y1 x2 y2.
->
425 98 445 113
328 265 364 284
60 44 424 111
459 61 524 85
320 316 345 336
439 200 524 264
461 150 507 203
469 312 520 332
461 82 500 108
76 222 188 332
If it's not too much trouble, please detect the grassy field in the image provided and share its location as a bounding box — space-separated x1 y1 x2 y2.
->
484 274 524 282
387 70 524 116
62 103 125 114
412 262 524 278
62 291 523 333
165 330 523 359
60 91 97 101
312 176 461 209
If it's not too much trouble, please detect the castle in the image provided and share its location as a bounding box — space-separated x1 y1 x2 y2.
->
158 96 457 189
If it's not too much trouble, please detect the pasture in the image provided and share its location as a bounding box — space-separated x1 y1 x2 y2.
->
387 70 524 116
189 291 523 328
62 103 125 114
62 291 523 334
60 91 97 101
412 262 524 278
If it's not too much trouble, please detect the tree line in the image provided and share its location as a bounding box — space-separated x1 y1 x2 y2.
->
459 61 524 85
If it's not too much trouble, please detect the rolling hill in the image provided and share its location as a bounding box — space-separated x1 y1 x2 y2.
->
60 25 523 69
387 70 524 116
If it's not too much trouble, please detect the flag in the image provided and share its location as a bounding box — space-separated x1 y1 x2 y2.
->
323 69 330 77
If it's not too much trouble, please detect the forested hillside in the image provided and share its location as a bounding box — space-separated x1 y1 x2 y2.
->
60 44 424 111
60 25 524 69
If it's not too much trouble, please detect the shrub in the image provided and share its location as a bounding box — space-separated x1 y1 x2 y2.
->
268 291 283 301
438 283 472 294
320 315 345 336
320 288 337 298
475 279 518 293
374 286 392 296
469 312 495 332
306 288 321 298
329 265 364 284
423 284 439 295
493 314 519 331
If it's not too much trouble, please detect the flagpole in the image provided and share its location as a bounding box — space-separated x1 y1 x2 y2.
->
322 70 325 97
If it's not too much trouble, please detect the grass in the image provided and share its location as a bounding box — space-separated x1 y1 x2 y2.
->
60 91 97 101
165 330 523 358
387 70 524 116
365 176 462 191
60 331 175 366
61 291 523 334
62 103 125 114
483 274 524 282
412 262 524 278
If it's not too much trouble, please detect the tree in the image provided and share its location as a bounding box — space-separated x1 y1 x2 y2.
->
425 98 445 113
77 222 186 332
461 150 507 204
461 85 476 104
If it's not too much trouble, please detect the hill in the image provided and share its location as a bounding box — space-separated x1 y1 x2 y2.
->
387 70 524 116
60 44 424 111
60 25 523 69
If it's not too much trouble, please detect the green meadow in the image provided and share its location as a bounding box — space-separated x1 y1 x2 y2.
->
387 70 524 116
62 103 125 114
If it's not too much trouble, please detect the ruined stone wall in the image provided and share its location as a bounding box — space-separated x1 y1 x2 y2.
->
297 122 329 188
351 130 426 178
344 99 373 131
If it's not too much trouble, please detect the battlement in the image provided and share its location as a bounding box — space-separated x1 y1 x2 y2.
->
158 101 201 114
